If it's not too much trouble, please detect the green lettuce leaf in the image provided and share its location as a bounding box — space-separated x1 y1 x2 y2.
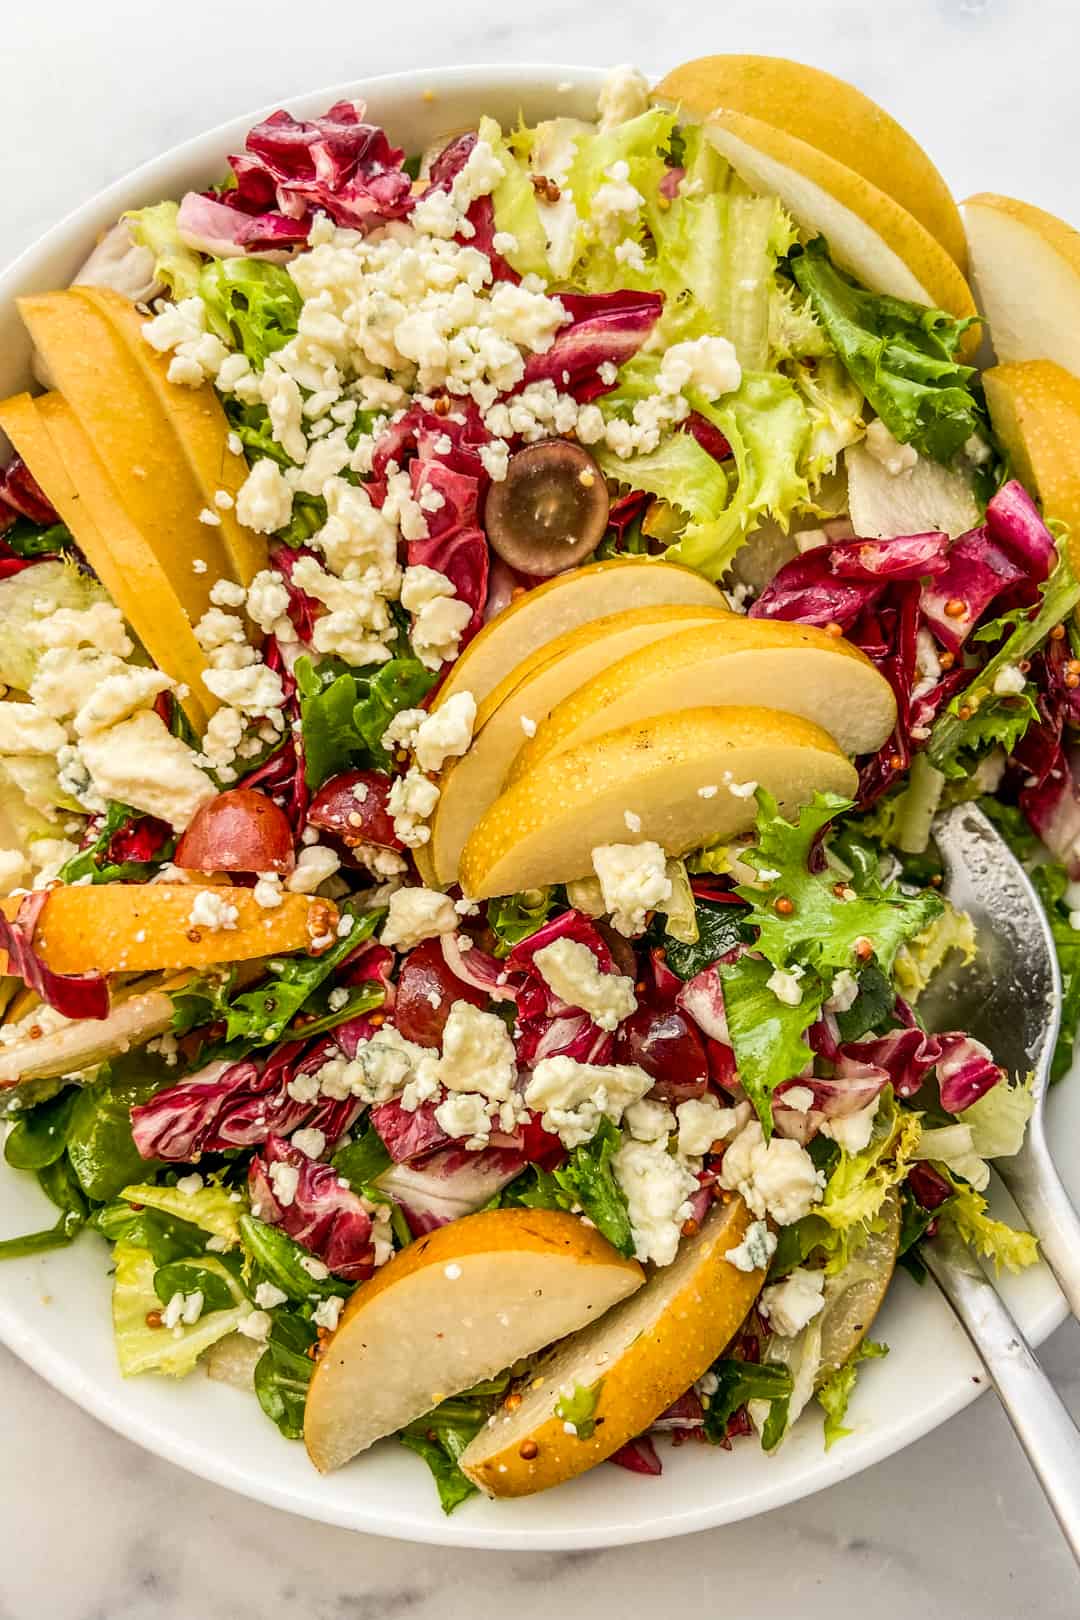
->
789 236 984 463
254 1311 317 1439
295 652 436 787
112 1244 251 1376
124 200 204 299
817 1338 888 1449
816 1091 923 1245
479 116 551 279
498 1118 634 1257
718 953 819 1131
893 900 977 1003
199 258 302 368
702 1358 794 1443
487 888 557 956
120 1180 244 1248
787 355 865 484
937 1175 1040 1272
399 1384 507 1514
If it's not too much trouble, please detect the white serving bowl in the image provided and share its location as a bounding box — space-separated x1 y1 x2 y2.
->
0 63 1070 1549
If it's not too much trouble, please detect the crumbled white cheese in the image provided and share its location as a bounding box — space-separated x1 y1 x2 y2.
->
381 886 459 951
388 767 440 847
658 336 741 401
268 1160 300 1208
531 937 637 1031
822 1095 881 1155
253 873 285 909
597 63 651 129
623 1097 676 1143
437 1002 517 1102
187 889 240 933
676 1096 738 1158
237 1310 273 1342
865 418 918 477
718 1120 825 1227
524 1056 653 1148
824 969 860 1013
286 843 341 894
591 841 672 936
235 457 294 533
613 1135 698 1266
725 1220 778 1274
291 1126 327 1160
77 710 215 831
766 965 805 1007
254 1282 289 1310
408 691 477 774
312 1295 344 1332
760 1267 826 1337
992 663 1027 697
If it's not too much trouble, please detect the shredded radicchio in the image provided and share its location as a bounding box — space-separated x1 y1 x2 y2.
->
0 893 109 1021
249 1134 376 1279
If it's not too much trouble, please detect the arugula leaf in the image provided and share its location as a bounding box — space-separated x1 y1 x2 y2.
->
554 1379 604 1439
172 905 383 1049
929 540 1080 778
488 889 557 956
655 896 748 980
817 1339 888 1448
702 1359 794 1443
297 653 435 787
254 1312 318 1440
718 952 819 1131
3 518 73 558
399 1389 499 1514
332 1125 393 1188
789 236 985 462
498 1119 635 1257
239 1214 349 1303
59 800 176 886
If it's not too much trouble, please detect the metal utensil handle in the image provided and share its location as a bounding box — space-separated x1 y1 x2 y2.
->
924 1225 1080 1564
999 1118 1080 1323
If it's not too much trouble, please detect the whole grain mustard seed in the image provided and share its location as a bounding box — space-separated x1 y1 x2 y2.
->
519 1440 539 1460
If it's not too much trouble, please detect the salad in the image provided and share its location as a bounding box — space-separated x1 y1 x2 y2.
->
1 55 1078 1511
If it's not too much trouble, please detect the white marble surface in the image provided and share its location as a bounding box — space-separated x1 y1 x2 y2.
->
4 0 1080 1612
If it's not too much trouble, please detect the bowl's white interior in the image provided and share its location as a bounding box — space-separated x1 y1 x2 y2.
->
0 63 1070 1549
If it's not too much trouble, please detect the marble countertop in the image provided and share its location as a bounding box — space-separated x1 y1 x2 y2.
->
4 0 1080 1612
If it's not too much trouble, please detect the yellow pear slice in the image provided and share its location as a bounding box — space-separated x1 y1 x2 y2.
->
304 1208 644 1473
75 286 267 585
703 108 978 353
460 706 857 899
17 291 237 620
655 55 967 268
460 1195 762 1497
983 361 1080 560
0 392 213 728
510 619 895 781
432 559 728 713
430 604 733 883
845 441 981 541
964 194 1080 377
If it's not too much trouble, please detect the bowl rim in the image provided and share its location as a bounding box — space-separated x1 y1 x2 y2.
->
0 60 1069 1549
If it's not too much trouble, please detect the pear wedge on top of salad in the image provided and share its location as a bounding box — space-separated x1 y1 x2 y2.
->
1 56 1077 1515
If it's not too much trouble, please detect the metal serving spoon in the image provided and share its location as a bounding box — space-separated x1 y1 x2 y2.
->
917 801 1080 1560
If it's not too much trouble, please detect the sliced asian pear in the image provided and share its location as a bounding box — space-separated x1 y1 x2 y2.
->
964 194 1080 377
0 886 336 975
845 441 981 541
654 56 966 267
0 976 183 1088
982 361 1080 570
430 604 733 883
459 706 857 899
16 291 237 619
431 559 728 714
76 286 267 584
509 618 895 783
0 392 214 729
303 1208 644 1473
702 109 978 356
460 1194 762 1497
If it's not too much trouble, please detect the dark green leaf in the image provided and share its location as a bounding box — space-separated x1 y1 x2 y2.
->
3 1088 78 1170
703 1358 794 1443
254 1311 317 1439
399 1430 479 1515
153 1258 237 1313
221 907 382 1046
59 801 176 886
2 518 73 558
1030 863 1080 1084
66 1054 170 1201
488 889 557 957
789 236 985 463
332 1125 393 1188
834 963 894 1042
297 652 435 788
658 898 748 980
36 1156 89 1223
0 1214 84 1259
239 1214 348 1303
399 1389 495 1514
552 1118 634 1257
91 1201 207 1265
761 1393 792 1452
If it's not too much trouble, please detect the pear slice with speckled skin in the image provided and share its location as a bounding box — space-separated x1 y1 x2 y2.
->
701 109 978 356
460 1195 761 1498
460 706 857 900
430 559 728 715
964 194 1080 377
654 56 967 267
430 604 732 884
983 361 1080 573
508 618 895 783
304 1209 644 1473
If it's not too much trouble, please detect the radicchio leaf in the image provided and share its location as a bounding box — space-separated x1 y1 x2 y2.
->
0 893 109 1020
